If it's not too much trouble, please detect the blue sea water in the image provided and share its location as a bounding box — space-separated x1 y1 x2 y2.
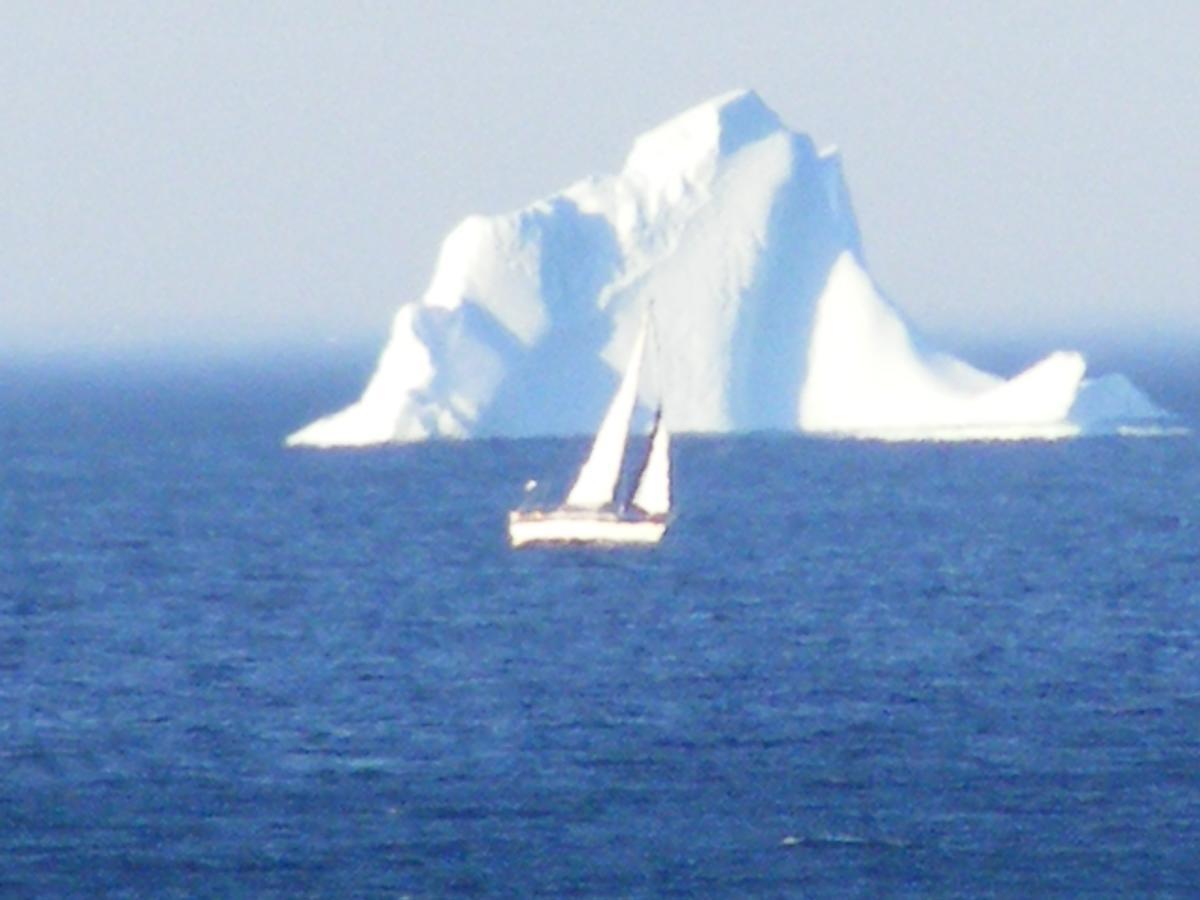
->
3 357 1200 897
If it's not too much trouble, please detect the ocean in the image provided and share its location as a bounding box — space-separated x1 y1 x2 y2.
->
3 354 1199 896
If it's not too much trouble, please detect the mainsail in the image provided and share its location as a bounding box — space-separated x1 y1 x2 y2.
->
630 411 671 516
564 323 648 509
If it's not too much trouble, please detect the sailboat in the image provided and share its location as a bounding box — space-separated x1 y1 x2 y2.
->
508 319 671 547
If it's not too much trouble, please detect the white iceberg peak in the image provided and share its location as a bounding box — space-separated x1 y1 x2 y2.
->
287 91 1175 448
623 89 783 184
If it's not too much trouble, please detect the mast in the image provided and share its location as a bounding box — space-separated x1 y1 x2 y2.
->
564 321 648 509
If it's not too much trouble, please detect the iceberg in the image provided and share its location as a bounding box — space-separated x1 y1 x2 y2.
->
288 89 1174 447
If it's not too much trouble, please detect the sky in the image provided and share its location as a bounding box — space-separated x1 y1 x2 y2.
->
2 1 1197 362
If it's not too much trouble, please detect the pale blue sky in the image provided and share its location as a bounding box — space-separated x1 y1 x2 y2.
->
3 1 1197 359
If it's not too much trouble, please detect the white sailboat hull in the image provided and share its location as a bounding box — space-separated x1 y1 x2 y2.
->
508 509 668 547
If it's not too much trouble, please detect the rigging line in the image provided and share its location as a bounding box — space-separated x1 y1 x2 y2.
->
644 296 668 417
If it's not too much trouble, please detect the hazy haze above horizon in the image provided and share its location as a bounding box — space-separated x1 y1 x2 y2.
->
3 1 1197 361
